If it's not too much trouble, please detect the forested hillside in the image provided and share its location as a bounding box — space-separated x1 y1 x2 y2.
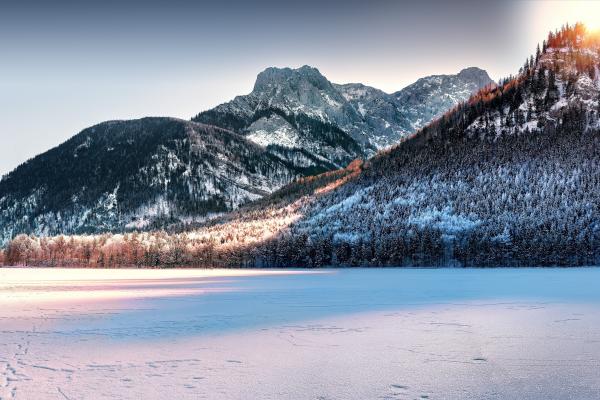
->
0 118 318 245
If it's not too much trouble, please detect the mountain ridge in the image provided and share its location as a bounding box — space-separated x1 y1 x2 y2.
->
194 64 494 152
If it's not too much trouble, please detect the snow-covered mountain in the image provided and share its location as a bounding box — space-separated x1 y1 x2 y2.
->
11 23 595 268
193 66 370 169
393 67 494 131
0 118 315 243
333 83 414 149
193 65 493 159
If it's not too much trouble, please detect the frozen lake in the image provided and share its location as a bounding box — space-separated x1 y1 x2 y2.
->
1 267 600 399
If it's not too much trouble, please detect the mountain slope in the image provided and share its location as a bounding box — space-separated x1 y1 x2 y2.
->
332 83 415 149
0 117 316 244
193 65 493 160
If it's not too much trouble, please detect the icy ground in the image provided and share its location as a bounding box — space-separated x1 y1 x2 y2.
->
1 268 600 400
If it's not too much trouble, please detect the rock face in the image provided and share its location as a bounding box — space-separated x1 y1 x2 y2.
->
193 65 493 162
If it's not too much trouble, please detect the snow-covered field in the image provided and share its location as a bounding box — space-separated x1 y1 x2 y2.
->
1 268 600 400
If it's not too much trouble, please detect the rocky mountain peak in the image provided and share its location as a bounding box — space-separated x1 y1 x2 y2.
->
457 67 494 87
196 64 492 154
253 65 331 92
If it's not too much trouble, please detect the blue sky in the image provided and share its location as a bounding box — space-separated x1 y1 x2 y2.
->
1 0 598 175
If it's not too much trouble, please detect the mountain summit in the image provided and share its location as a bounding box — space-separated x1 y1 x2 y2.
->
253 65 331 92
457 67 493 87
194 65 493 161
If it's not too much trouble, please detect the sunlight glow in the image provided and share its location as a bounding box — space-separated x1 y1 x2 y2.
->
532 1 600 34
559 0 600 31
0 267 326 284
0 268 331 304
576 3 600 31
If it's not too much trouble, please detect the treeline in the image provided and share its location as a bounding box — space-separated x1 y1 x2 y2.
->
2 126 600 268
1 232 252 268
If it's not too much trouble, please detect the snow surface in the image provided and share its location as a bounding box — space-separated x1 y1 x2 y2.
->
408 207 481 234
1 268 600 399
246 115 301 148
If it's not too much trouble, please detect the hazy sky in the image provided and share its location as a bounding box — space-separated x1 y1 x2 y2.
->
1 0 599 175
